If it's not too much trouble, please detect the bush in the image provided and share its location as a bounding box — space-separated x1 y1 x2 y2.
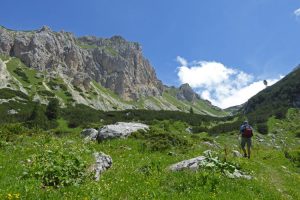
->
26 102 58 129
24 147 90 187
208 117 244 135
256 123 268 134
13 68 29 83
296 130 300 138
192 126 209 133
46 98 59 120
38 90 55 97
0 123 28 142
0 88 29 100
131 128 190 152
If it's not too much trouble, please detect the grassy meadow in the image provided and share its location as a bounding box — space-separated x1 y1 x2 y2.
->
0 109 299 200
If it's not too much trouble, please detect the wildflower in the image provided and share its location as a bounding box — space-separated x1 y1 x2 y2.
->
7 193 13 200
14 193 20 199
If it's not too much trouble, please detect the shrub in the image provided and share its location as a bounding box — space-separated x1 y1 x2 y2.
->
208 117 244 135
131 128 190 152
74 86 83 92
46 98 59 120
296 130 300 138
0 88 29 100
38 90 55 97
13 68 30 83
0 123 28 142
26 102 58 129
256 123 268 135
24 147 90 187
64 91 72 97
192 126 209 133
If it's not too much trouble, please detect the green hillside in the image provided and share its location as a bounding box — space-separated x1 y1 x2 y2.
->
0 56 226 116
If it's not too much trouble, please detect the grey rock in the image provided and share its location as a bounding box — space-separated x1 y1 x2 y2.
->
98 122 149 140
7 109 18 115
274 145 281 150
185 127 192 133
232 150 243 158
224 169 252 180
81 128 98 141
169 150 252 179
92 152 112 181
176 83 200 102
169 156 206 171
202 141 214 147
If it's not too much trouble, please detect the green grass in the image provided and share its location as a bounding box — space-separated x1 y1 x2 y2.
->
46 78 73 103
0 110 299 199
104 46 118 56
78 44 98 49
0 54 10 61
5 57 46 96
0 88 29 100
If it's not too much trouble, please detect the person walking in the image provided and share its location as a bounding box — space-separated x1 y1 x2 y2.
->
239 121 253 158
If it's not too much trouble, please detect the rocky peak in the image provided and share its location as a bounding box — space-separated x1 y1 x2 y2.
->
39 25 51 32
176 83 200 102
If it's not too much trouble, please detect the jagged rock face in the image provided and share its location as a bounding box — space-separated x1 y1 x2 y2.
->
176 83 200 102
0 26 163 100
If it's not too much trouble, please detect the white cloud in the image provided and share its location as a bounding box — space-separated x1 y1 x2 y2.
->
177 57 282 109
176 56 188 66
294 8 300 17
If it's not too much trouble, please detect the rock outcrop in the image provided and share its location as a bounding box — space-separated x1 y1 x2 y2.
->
92 152 113 181
0 26 163 100
169 156 206 171
98 122 149 140
176 83 200 102
81 128 98 141
169 150 252 179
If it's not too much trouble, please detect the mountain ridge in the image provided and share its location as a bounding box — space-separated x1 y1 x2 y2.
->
0 25 226 116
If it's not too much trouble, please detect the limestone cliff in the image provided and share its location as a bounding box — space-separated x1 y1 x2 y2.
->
0 26 163 100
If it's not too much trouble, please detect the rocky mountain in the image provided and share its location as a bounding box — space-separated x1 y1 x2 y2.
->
176 83 200 102
0 25 163 100
0 25 226 116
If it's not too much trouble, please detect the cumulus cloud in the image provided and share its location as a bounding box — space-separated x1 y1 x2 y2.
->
294 8 300 17
177 57 281 109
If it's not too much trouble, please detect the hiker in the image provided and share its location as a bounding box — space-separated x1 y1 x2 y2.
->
239 121 253 158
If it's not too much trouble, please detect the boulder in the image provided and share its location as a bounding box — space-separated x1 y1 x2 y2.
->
169 156 206 171
93 152 112 181
232 150 243 158
224 169 252 180
185 127 192 134
169 150 252 179
81 128 98 141
98 122 148 140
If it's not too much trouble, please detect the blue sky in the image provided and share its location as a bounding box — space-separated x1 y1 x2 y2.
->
1 0 300 107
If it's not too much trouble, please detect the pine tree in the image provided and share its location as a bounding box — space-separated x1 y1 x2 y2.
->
46 98 59 120
189 107 194 114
